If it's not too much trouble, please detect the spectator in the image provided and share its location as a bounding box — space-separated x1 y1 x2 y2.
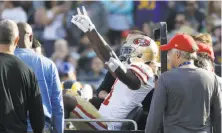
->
32 38 80 71
32 1 45 9
172 1 207 13
64 54 80 72
39 1 71 57
205 16 216 33
102 1 133 45
141 22 155 38
58 62 76 81
203 16 221 65
165 1 178 32
206 3 221 32
78 1 108 36
63 1 80 47
174 12 188 31
0 20 44 133
166 1 207 32
77 34 93 56
69 52 80 69
134 1 169 29
78 56 106 89
51 39 69 69
59 60 94 101
168 12 197 39
89 56 106 88
0 1 27 22
208 1 221 22
64 1 108 47
192 33 221 79
14 22 64 133
184 1 205 32
20 1 35 24
145 34 221 133
32 37 42 55
212 25 221 64
77 34 96 72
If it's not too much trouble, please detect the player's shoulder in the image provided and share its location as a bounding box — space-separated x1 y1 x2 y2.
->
129 62 153 75
128 62 155 85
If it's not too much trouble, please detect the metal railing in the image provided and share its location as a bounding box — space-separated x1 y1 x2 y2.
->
65 119 138 130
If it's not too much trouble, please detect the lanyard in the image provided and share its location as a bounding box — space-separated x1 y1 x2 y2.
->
179 61 191 67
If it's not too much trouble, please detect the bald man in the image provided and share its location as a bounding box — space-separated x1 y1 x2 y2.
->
14 22 64 133
0 20 44 133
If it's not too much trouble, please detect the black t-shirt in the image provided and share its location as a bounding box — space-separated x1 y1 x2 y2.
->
0 53 44 133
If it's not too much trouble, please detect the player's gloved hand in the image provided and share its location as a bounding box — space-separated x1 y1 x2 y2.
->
105 57 127 73
71 6 95 33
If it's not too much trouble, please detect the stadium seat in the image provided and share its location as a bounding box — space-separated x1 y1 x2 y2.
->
121 106 144 130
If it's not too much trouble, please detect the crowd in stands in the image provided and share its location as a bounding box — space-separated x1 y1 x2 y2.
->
0 1 221 92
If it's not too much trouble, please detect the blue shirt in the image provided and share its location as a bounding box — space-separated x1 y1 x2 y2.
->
14 48 64 133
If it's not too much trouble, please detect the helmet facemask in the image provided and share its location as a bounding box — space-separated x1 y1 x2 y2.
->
119 45 138 63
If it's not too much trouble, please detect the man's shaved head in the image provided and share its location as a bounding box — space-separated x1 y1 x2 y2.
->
17 22 33 48
0 19 19 45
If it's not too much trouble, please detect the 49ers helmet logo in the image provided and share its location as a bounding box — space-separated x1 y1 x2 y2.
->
133 38 150 47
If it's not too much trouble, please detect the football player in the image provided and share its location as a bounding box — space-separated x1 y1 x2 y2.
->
71 6 159 130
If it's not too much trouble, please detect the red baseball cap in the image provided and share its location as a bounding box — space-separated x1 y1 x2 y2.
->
160 34 199 52
197 43 215 60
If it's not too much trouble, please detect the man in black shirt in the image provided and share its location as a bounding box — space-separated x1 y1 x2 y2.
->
0 19 44 133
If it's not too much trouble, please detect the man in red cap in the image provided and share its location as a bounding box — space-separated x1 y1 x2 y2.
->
195 43 215 71
193 34 222 133
145 34 221 133
192 33 221 77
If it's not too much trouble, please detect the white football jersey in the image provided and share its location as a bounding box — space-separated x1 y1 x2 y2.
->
98 63 155 130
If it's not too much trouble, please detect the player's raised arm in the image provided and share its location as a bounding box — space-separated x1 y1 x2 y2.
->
71 7 158 90
70 7 139 89
71 6 117 62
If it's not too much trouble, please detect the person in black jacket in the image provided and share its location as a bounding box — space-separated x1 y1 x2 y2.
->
0 19 44 133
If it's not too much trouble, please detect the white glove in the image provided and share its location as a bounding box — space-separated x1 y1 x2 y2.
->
71 6 95 33
105 57 127 73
